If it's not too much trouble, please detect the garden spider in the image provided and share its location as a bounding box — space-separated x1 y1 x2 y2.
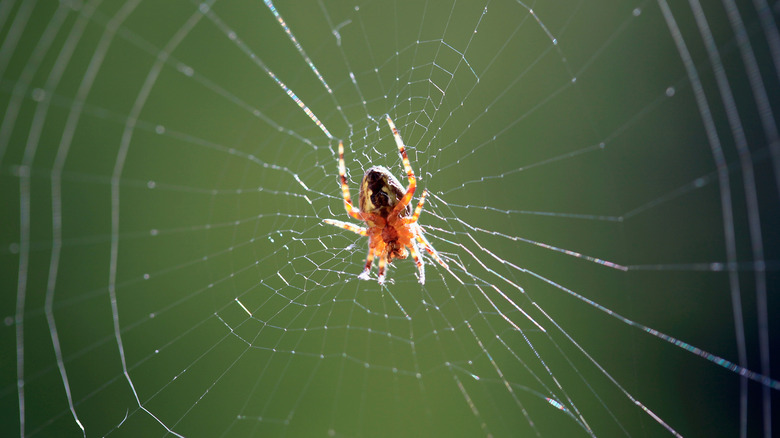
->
324 116 451 285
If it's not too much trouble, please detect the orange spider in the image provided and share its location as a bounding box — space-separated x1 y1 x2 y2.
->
324 116 451 284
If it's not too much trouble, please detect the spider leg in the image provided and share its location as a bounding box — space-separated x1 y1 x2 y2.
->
408 242 425 285
323 219 368 236
402 189 428 224
336 140 363 221
386 116 416 215
358 246 374 280
416 234 446 268
416 233 464 284
377 253 388 284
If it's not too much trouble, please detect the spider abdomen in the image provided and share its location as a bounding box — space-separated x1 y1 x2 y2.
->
358 166 412 218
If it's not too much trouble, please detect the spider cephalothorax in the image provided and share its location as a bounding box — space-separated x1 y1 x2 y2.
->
323 116 451 284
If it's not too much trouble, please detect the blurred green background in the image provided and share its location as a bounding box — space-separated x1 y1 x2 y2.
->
1 0 778 436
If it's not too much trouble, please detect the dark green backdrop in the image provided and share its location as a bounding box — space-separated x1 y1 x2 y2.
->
1 0 778 437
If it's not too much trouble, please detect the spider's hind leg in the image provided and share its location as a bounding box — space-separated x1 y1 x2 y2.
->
376 253 388 284
358 247 374 280
416 234 464 285
409 242 425 285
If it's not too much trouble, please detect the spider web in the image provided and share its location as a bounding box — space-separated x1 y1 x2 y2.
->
1 0 779 436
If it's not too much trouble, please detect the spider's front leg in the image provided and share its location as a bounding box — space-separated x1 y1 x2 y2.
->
402 189 428 224
336 140 363 221
323 219 367 236
386 116 417 215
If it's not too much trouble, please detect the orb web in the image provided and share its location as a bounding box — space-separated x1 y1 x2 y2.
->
1 0 779 437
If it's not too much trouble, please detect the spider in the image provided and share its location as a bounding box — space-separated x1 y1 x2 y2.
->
323 116 451 285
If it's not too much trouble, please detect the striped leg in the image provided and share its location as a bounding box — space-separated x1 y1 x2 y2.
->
416 234 464 285
377 253 388 284
409 242 425 284
386 116 417 215
416 234 448 269
323 219 367 236
358 247 374 280
403 189 428 224
337 141 362 220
